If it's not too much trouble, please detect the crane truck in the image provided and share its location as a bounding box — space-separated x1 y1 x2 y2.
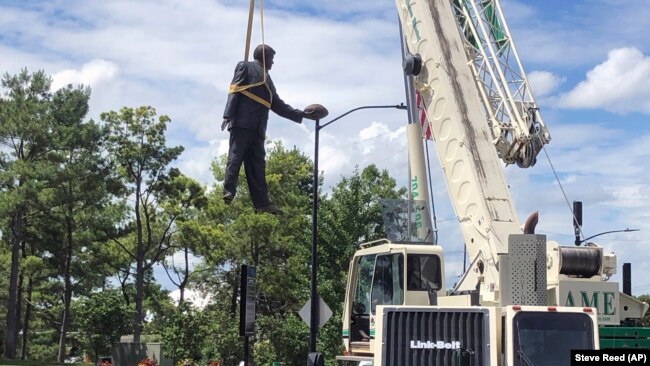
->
336 0 648 365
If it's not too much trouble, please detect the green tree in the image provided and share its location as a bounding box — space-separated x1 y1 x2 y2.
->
102 106 204 343
72 289 134 361
199 302 242 365
0 77 122 360
15 253 61 361
160 173 208 306
160 302 204 361
0 69 54 358
256 313 309 365
43 84 123 362
17 224 62 360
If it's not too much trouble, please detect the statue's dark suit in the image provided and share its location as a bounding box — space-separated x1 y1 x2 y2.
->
223 60 304 208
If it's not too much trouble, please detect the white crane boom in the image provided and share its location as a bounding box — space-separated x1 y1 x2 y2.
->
395 0 543 298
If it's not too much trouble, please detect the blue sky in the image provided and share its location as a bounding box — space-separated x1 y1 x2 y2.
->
1 0 649 299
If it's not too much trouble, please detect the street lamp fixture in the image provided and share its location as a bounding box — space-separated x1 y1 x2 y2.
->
309 103 407 354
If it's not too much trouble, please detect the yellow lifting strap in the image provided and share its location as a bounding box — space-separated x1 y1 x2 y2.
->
229 87 271 109
228 0 272 109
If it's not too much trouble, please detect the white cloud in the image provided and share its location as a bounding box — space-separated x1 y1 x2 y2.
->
528 70 564 97
168 288 212 309
175 140 227 185
558 48 650 114
51 59 118 91
166 250 202 271
359 122 391 154
611 184 649 209
216 139 229 157
319 146 352 176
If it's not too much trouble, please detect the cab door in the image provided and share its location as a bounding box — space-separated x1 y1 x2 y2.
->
348 254 376 339
369 251 405 338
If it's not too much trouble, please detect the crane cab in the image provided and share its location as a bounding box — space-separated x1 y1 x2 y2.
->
341 239 446 357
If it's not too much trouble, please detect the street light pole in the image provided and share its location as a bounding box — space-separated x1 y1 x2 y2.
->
578 228 640 244
309 116 320 353
309 104 407 353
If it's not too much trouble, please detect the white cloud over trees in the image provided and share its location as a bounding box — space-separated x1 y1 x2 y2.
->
51 59 119 91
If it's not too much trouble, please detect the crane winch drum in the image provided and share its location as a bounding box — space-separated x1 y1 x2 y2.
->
558 246 603 278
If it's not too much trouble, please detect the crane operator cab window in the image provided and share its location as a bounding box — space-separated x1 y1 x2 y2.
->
351 254 376 342
350 253 404 343
406 254 441 292
370 253 404 314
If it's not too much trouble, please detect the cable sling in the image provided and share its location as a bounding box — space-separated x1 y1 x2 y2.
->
228 0 273 109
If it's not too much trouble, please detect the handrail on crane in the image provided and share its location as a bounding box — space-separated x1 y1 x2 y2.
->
359 239 392 249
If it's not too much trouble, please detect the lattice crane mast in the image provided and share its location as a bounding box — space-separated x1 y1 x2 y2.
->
454 0 551 168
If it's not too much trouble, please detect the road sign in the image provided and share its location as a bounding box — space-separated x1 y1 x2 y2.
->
299 296 332 329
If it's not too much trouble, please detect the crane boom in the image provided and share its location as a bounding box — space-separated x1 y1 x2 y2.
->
396 0 529 298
